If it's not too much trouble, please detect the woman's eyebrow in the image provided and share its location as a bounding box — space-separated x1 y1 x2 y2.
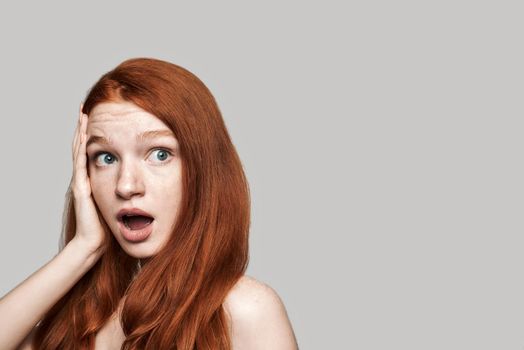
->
86 130 176 148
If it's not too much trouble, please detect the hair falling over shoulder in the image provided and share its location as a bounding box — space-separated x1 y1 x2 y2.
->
32 58 250 349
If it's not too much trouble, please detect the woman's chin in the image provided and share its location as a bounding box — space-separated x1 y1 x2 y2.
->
114 236 159 258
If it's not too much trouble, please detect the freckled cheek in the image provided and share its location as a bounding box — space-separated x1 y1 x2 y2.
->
157 176 182 195
89 178 103 203
88 170 113 201
154 181 182 205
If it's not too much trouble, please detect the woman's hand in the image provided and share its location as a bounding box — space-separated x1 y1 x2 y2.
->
70 102 106 254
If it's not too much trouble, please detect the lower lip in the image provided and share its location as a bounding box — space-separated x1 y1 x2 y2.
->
118 219 154 242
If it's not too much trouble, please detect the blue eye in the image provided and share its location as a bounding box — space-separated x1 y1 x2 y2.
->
93 152 116 165
91 149 172 166
151 149 171 162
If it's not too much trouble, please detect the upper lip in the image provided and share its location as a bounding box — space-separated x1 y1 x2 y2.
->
117 207 154 221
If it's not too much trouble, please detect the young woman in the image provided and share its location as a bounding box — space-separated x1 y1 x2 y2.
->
0 57 298 349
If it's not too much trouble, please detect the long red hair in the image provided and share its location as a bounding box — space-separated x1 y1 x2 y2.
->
33 57 251 349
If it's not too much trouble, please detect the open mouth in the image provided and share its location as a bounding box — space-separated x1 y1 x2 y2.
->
121 215 154 231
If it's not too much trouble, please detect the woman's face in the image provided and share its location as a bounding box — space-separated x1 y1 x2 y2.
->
86 100 182 258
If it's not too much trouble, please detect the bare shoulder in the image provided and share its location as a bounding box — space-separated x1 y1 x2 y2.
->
224 275 281 315
223 275 299 350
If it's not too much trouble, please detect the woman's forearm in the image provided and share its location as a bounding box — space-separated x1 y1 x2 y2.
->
0 237 103 350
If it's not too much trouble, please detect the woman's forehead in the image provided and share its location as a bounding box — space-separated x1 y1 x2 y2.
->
89 101 150 119
87 102 176 144
88 102 170 130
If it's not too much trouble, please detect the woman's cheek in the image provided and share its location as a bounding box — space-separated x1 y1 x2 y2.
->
89 172 104 198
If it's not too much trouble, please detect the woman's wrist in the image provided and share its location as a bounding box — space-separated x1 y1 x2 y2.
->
69 236 105 265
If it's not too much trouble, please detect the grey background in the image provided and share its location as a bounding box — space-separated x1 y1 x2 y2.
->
0 1 522 349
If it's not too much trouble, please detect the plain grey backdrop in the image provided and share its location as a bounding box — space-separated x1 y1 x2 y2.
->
0 1 522 349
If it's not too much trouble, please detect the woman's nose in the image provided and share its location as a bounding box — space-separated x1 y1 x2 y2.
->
115 162 145 199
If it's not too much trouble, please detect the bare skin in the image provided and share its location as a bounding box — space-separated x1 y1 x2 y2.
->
93 275 299 349
7 103 298 350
